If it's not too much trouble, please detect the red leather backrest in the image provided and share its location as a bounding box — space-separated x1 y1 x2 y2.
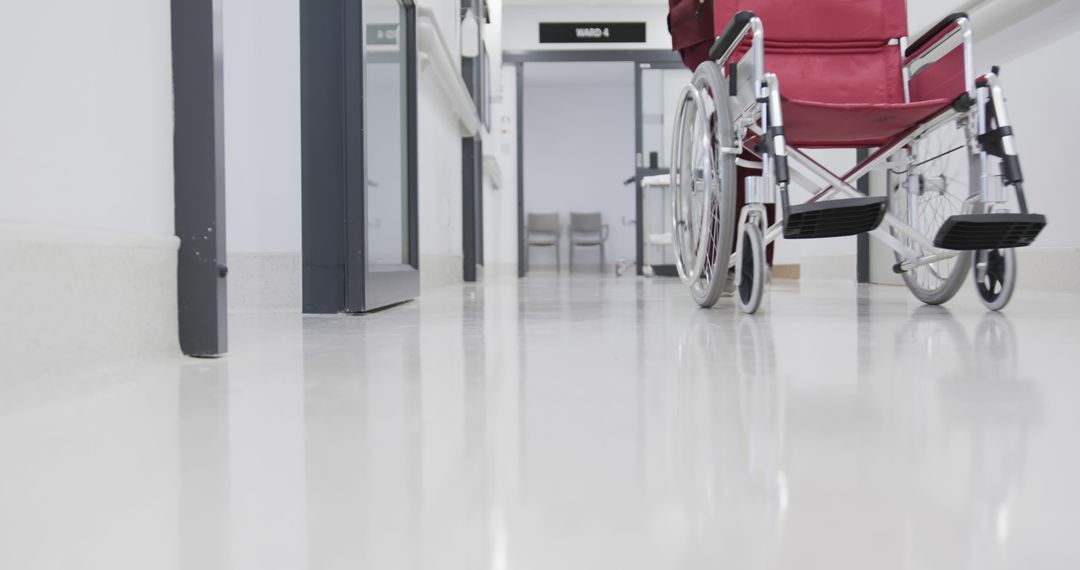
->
715 0 910 105
713 0 908 44
764 46 905 104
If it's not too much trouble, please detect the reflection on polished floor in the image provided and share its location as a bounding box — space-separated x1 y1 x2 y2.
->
2 275 1079 569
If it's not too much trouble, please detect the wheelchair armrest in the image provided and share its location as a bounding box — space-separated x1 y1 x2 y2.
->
709 11 756 61
905 12 968 60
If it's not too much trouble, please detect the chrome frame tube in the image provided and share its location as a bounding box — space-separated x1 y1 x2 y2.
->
895 250 959 273
983 73 1018 156
784 148 938 256
714 17 765 97
979 72 1019 205
899 36 911 103
749 106 961 203
906 17 974 97
723 106 972 269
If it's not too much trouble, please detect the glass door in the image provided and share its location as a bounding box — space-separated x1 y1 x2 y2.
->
360 0 419 309
635 63 692 276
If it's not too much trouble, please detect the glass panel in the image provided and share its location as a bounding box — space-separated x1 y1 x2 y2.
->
639 67 691 269
364 0 410 266
639 67 692 169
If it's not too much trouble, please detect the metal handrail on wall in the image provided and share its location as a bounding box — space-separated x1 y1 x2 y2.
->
416 6 483 137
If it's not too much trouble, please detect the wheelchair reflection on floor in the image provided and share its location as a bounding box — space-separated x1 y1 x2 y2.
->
668 0 1046 313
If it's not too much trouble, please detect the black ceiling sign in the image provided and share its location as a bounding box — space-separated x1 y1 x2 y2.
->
539 22 646 44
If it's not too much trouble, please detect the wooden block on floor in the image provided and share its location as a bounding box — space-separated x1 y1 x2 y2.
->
772 264 801 280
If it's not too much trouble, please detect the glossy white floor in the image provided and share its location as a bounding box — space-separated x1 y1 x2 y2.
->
2 274 1079 569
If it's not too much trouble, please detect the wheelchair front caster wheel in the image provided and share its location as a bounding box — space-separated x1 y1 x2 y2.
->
973 247 1016 311
737 224 766 314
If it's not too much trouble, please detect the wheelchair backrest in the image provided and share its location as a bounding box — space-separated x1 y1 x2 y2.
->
670 0 912 105
732 0 909 104
712 0 907 44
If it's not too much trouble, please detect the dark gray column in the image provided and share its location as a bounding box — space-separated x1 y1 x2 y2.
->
463 138 482 282
634 65 644 276
171 0 228 357
461 1 484 282
517 63 526 278
857 148 871 283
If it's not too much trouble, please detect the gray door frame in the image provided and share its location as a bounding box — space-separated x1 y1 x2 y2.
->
516 62 526 278
507 50 681 277
171 0 228 357
634 61 685 275
856 148 871 283
300 0 420 313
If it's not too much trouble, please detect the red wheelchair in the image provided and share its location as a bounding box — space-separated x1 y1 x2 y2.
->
668 0 1046 313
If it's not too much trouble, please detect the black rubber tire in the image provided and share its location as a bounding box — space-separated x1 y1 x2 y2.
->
736 224 765 314
973 247 1016 311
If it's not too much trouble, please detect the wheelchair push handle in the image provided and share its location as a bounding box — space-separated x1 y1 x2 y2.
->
905 12 968 59
709 10 756 61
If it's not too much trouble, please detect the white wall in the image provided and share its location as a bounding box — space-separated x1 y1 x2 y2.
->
483 64 520 276
0 0 175 236
221 0 305 312
417 0 467 288
972 0 1080 250
223 0 302 255
970 0 1080 292
416 0 506 287
522 62 636 270
0 0 180 376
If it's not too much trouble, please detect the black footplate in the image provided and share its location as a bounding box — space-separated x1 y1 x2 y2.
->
933 213 1046 250
783 196 887 239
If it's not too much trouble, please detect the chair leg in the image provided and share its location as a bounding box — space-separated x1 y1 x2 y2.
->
569 244 574 273
557 243 562 274
600 243 605 272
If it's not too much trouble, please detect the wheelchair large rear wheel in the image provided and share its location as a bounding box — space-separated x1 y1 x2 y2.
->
671 62 737 308
889 116 974 305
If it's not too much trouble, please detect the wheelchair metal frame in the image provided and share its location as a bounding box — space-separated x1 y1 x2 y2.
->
710 14 1026 283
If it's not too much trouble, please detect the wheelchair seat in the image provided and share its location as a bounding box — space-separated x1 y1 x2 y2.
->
669 0 964 147
780 96 955 148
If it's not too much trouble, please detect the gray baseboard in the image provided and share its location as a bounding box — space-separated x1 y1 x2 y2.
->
0 223 180 381
228 253 302 313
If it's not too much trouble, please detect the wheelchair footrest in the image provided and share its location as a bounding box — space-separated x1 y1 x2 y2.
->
783 196 887 239
933 213 1047 250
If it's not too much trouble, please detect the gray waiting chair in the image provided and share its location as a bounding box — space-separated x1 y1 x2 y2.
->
569 212 609 272
526 212 561 273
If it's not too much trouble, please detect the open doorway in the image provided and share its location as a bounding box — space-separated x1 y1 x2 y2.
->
521 61 636 274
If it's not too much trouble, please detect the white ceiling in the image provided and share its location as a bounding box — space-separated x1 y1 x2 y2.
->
523 61 636 86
